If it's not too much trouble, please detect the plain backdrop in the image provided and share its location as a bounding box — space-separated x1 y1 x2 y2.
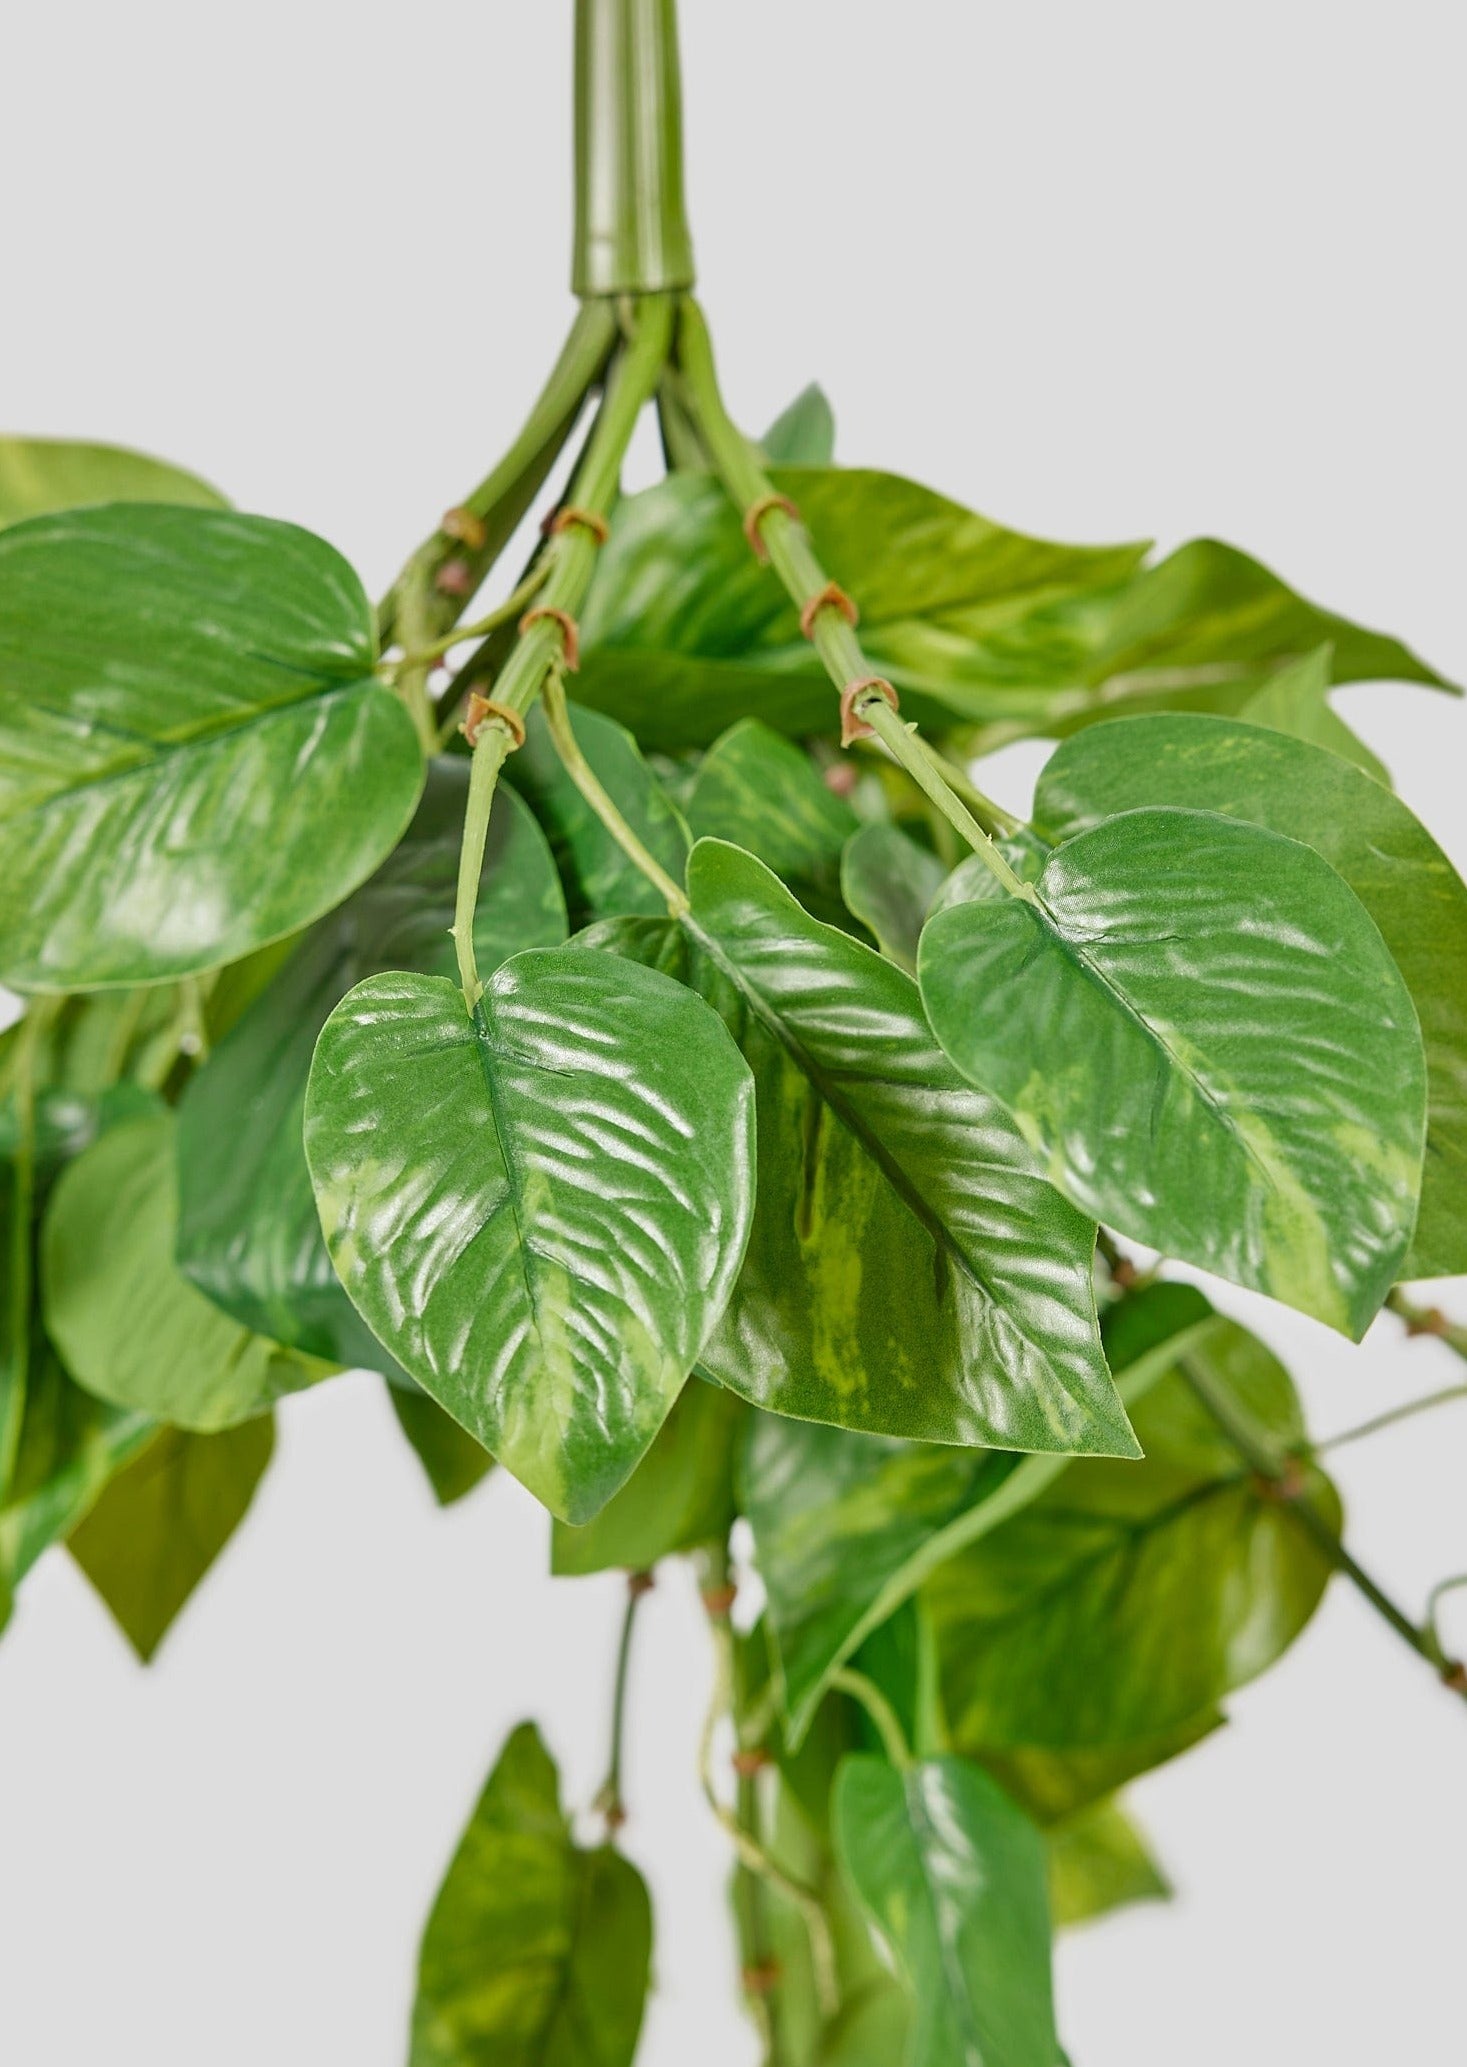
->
1 3 1464 2062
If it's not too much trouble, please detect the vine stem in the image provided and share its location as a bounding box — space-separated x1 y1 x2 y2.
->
597 1570 653 1834
0 1005 47 1496
541 671 688 915
1386 1287 1467 1364
671 297 1032 902
1311 1384 1467 1456
385 562 550 676
829 1668 912 1770
451 294 675 1011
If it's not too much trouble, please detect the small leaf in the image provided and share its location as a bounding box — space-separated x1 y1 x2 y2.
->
760 385 837 466
1240 643 1390 785
1047 1797 1171 1930
505 698 690 924
687 718 855 921
41 1111 328 1431
833 1753 1059 2067
0 505 424 989
591 841 1134 1458
925 1286 1340 1749
551 1375 742 1575
0 435 227 529
388 1382 495 1507
920 808 1426 1335
1032 711 1467 1278
410 1722 651 2067
839 823 948 973
304 954 755 1523
67 1417 274 1659
0 1340 153 1592
176 763 566 1366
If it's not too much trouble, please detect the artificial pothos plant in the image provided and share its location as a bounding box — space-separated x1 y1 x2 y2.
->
2 4 1464 2063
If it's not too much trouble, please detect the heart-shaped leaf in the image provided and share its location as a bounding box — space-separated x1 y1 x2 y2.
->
176 762 566 1366
1031 711 1467 1278
833 1753 1059 2067
0 504 424 989
840 822 949 973
590 840 1135 1458
304 952 756 1522
920 808 1426 1335
0 435 227 530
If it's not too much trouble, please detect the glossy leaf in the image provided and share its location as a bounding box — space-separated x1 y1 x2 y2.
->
42 1111 328 1431
1047 1798 1170 1929
1032 711 1467 1278
0 504 423 989
304 954 755 1523
1240 643 1390 785
926 1285 1340 1749
839 822 948 973
920 807 1426 1336
505 698 690 924
410 1722 651 2067
550 1376 742 1575
0 434 227 529
389 1383 495 1507
761 385 836 466
687 718 855 920
176 763 566 1366
577 467 1149 748
68 1417 274 1659
744 1285 1214 1742
590 840 1134 1457
833 1753 1059 2067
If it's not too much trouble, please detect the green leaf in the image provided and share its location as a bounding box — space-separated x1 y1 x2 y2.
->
304 954 756 1523
0 505 424 989
550 1375 742 1575
978 1711 1223 1826
833 1753 1059 2067
1047 1798 1171 1930
1031 711 1467 1279
0 1339 153 1592
920 807 1426 1336
840 822 949 973
388 1382 495 1507
925 1286 1340 1750
176 763 566 1366
576 467 1149 748
744 1282 1213 1743
0 435 227 529
761 385 837 466
590 840 1134 1458
41 1110 328 1431
67 1417 274 1659
686 718 856 921
410 1721 651 2067
1240 643 1390 785
505 698 690 925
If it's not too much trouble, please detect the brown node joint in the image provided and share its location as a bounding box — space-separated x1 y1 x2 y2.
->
839 675 900 750
434 558 475 599
701 1583 738 1617
822 759 859 798
542 504 611 547
800 581 859 642
603 1800 628 1832
1254 1456 1307 1504
626 1569 656 1598
1406 1306 1449 1338
1441 1660 1467 1696
440 506 488 551
741 1960 782 1997
1110 1256 1140 1291
742 492 800 562
520 605 581 671
731 1747 772 1778
462 693 526 751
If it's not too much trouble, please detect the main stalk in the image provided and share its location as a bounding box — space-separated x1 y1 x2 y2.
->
573 0 696 296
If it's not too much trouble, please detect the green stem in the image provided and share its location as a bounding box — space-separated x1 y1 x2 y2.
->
574 0 696 296
542 672 688 914
1386 1288 1467 1364
452 724 514 1011
829 1668 912 1770
673 298 1032 900
598 1571 652 1833
0 1008 43 1497
931 746 1026 839
386 563 550 675
1312 1384 1467 1456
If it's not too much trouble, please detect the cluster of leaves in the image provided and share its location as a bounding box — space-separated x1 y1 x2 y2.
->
0 391 1461 2067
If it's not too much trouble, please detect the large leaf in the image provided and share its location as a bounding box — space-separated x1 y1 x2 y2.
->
176 763 566 1366
1240 643 1390 785
504 699 690 925
833 1753 1058 2067
744 1286 1214 1742
978 1710 1223 1827
550 1376 742 1575
67 1417 274 1659
686 718 855 921
0 504 424 989
925 1285 1340 1750
0 435 227 529
304 954 755 1523
840 822 949 974
589 840 1134 1457
410 1722 651 2067
1031 711 1467 1279
920 807 1426 1336
1047 1798 1170 1929
41 1111 327 1431
576 467 1149 747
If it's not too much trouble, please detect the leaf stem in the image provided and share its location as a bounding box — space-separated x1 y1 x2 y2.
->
1311 1384 1467 1456
1386 1288 1467 1365
829 1667 912 1770
385 562 551 675
597 1569 653 1835
671 296 1034 902
0 1007 43 1498
452 722 514 1010
541 671 689 915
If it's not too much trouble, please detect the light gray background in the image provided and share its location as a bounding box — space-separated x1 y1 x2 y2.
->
1 3 1463 2060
